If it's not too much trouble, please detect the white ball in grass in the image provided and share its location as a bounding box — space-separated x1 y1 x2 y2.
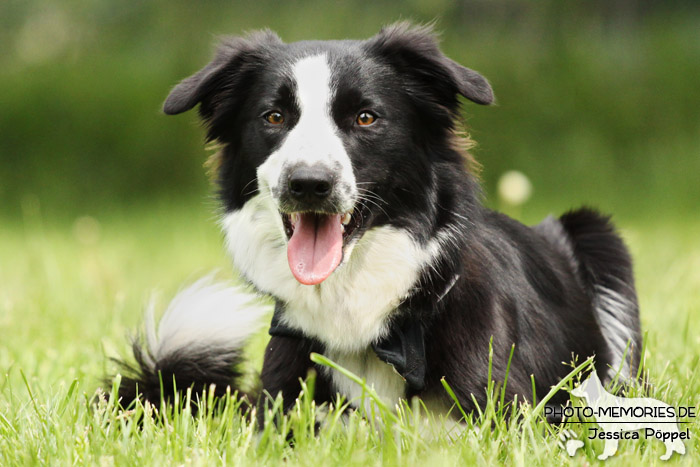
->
497 170 532 206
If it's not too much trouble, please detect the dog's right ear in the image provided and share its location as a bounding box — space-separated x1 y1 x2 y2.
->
163 31 283 117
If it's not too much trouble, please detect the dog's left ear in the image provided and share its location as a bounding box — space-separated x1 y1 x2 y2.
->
365 22 494 106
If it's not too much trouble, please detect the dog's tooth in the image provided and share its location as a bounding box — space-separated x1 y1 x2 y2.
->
291 213 300 224
341 212 352 225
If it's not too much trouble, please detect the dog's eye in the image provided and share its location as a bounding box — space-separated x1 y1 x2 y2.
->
264 111 285 125
356 111 376 126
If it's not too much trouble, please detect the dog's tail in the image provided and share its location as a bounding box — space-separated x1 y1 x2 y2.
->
111 276 269 411
558 208 642 381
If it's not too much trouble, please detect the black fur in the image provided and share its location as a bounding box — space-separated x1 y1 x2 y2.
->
115 339 251 413
259 336 333 421
112 23 641 423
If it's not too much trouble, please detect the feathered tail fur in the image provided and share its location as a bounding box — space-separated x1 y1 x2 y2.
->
559 208 642 381
112 277 269 410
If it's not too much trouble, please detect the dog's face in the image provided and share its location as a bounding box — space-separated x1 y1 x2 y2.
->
164 24 493 289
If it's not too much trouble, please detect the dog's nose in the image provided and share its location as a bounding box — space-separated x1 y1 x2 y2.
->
288 165 334 202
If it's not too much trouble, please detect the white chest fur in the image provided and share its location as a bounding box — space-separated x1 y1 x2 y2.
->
221 194 432 353
323 348 407 412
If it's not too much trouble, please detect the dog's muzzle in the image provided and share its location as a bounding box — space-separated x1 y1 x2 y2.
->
275 163 359 286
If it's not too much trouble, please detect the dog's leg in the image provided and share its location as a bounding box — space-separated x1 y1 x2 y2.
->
257 336 332 427
598 435 619 460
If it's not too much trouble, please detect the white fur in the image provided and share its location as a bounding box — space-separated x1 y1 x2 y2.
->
323 348 406 412
593 285 637 380
142 276 269 367
257 53 356 211
221 195 433 353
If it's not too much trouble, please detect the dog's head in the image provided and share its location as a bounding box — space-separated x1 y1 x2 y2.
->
164 23 493 287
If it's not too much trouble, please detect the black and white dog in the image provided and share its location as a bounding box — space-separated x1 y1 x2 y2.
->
115 23 642 421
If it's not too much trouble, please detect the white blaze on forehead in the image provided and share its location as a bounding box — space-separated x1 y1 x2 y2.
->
256 53 356 209
294 54 334 145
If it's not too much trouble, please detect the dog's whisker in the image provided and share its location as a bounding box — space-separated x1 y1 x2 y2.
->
356 194 390 219
240 177 259 197
356 187 389 205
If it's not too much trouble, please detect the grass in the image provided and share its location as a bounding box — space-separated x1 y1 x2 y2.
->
1 199 699 465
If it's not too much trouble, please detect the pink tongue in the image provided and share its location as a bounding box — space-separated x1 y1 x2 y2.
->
287 213 343 285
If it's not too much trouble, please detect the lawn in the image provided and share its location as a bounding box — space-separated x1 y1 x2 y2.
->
1 200 698 465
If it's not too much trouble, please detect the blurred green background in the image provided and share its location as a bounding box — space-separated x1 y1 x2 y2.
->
1 0 699 222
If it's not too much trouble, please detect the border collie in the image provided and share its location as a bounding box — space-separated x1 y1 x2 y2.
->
114 23 642 422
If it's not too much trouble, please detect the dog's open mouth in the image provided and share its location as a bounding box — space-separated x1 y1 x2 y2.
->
281 210 361 285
